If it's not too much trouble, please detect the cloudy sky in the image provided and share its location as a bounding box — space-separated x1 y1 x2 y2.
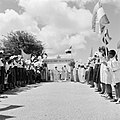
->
0 0 120 62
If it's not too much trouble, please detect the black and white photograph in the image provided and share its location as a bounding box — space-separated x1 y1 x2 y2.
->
0 0 120 119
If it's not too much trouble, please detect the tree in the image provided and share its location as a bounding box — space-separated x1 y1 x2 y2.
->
2 30 44 56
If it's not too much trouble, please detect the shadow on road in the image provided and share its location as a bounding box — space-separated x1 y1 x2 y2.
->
0 96 8 99
2 83 42 97
0 105 24 112
0 104 23 120
0 83 42 102
0 114 15 120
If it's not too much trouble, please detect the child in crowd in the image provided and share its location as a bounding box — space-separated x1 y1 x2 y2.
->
108 50 120 104
99 46 108 95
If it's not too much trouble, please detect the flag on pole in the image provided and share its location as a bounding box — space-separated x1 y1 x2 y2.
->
92 1 110 34
92 1 101 32
21 49 31 60
97 7 110 34
65 46 72 54
102 29 112 45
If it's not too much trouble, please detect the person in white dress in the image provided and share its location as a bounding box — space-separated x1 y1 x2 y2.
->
78 65 81 82
53 67 59 82
108 50 120 103
61 67 65 80
99 46 108 95
81 65 85 83
50 69 54 81
64 65 69 81
104 55 113 99
78 65 85 83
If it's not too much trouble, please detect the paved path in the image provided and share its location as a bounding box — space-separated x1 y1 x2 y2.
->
0 82 120 120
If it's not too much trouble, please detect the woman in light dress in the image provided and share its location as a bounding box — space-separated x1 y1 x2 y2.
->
108 50 120 103
53 66 60 82
50 69 54 81
64 65 69 81
99 46 113 99
99 46 109 95
61 67 65 80
73 66 77 82
78 65 85 83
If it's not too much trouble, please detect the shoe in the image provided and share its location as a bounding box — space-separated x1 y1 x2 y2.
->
90 85 94 88
116 100 120 104
95 90 101 92
105 96 113 100
101 94 107 97
95 90 99 92
96 89 102 92
104 95 109 98
110 99 118 102
95 88 98 90
99 91 105 94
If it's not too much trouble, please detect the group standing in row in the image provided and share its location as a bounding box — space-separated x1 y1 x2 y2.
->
85 46 120 104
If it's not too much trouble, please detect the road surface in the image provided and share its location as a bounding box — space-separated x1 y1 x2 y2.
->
0 82 120 120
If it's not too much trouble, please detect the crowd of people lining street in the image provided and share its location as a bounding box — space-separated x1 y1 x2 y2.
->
1 46 120 104
69 46 120 104
84 46 120 104
0 52 48 94
53 46 120 104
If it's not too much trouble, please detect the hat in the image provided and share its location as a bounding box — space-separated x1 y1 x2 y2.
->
0 50 4 53
108 50 116 56
10 55 17 59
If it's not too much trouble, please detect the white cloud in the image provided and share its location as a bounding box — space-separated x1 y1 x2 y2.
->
18 0 92 58
1 0 119 60
1 0 108 60
64 0 94 8
0 9 40 36
65 0 120 10
101 0 120 10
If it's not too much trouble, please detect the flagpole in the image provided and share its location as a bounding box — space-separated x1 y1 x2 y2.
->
102 27 112 61
92 0 111 62
105 44 108 61
117 49 119 61
117 41 120 61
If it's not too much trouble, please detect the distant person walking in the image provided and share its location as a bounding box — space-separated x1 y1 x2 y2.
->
61 67 65 80
53 67 59 82
64 65 69 81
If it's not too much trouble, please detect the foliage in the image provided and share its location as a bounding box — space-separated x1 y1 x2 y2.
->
2 31 44 56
